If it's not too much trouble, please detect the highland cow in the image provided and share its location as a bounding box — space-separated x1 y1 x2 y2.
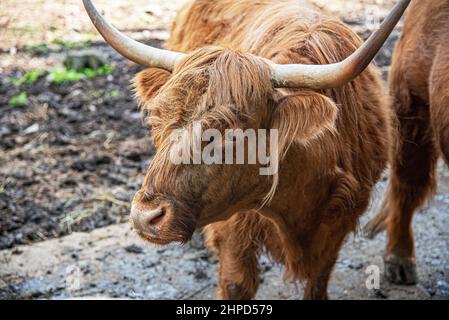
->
83 0 410 299
365 0 449 285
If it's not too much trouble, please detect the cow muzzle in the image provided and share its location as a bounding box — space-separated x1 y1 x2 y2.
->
131 206 166 237
130 191 196 245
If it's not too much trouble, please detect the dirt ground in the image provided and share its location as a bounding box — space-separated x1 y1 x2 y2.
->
1 170 448 300
0 0 448 300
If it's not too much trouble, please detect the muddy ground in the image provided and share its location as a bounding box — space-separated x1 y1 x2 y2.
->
1 171 448 300
0 0 448 300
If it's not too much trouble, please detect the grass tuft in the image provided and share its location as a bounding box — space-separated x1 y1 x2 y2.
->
11 70 45 86
9 92 29 106
47 65 114 84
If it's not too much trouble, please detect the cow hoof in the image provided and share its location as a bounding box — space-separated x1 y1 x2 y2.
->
384 255 418 285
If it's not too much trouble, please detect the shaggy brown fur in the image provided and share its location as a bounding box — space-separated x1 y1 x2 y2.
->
132 0 391 299
365 0 449 285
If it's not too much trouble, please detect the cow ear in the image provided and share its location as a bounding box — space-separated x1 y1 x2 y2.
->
134 68 171 106
270 91 338 157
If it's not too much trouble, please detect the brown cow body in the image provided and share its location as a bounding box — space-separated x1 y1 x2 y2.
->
132 0 392 299
366 0 449 285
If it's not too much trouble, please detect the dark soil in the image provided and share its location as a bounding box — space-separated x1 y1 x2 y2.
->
0 44 157 249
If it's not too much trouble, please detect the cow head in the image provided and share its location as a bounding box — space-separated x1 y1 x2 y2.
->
82 0 410 244
130 46 340 244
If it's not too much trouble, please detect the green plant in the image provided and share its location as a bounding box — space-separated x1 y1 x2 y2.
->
96 64 114 75
47 64 115 84
12 70 45 86
108 90 119 98
26 43 49 54
9 92 29 106
47 68 83 84
92 90 103 98
82 68 96 78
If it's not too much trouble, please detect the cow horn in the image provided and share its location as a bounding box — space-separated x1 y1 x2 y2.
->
270 0 411 89
82 0 185 71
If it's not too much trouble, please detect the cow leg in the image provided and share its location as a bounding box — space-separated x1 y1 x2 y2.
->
430 45 449 167
303 258 335 300
383 93 437 285
216 242 259 300
303 221 352 300
204 212 264 300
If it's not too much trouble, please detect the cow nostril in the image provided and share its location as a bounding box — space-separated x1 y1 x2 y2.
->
141 207 165 227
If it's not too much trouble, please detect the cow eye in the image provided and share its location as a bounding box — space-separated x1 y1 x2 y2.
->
237 113 249 123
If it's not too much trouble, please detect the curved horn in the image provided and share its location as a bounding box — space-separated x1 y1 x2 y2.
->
82 0 185 70
271 0 411 89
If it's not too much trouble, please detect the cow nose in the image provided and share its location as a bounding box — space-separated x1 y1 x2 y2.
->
140 207 165 227
130 200 166 234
